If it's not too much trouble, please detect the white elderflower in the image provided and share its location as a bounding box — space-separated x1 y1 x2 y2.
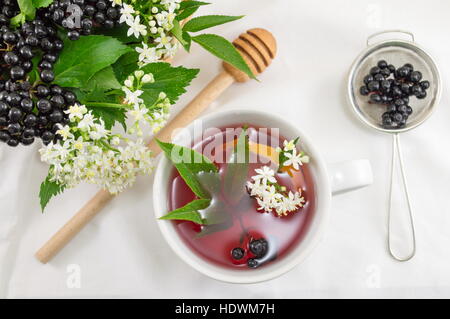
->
119 3 135 24
122 87 143 106
154 32 173 50
142 74 154 83
161 0 181 13
129 104 148 122
89 122 109 140
57 125 74 140
256 196 273 213
124 75 134 88
127 16 147 38
77 111 95 131
136 43 158 65
65 104 87 122
283 139 296 151
246 165 306 217
40 106 155 195
109 0 122 7
252 166 277 185
283 149 305 170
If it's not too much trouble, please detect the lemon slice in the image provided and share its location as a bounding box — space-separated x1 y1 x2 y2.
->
248 141 279 164
224 139 279 164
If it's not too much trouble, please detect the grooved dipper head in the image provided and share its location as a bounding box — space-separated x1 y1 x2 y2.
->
223 28 277 82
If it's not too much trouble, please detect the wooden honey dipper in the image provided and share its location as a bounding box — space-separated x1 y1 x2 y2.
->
35 28 277 264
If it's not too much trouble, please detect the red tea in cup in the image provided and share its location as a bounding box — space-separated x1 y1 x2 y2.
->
168 126 315 269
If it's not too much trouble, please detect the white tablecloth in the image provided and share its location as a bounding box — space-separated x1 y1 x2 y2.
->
1 0 450 298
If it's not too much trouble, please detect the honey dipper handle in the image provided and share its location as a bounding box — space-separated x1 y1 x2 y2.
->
35 71 234 264
147 71 234 153
35 189 114 263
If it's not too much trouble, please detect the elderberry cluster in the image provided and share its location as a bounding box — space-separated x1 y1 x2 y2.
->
0 81 75 147
0 0 79 147
360 60 430 129
1 19 64 84
40 0 121 40
0 0 19 25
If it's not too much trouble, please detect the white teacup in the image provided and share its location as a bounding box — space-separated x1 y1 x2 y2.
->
153 109 372 284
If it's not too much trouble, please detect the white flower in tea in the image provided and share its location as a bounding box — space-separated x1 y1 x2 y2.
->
247 165 306 217
283 139 296 151
283 148 309 170
252 165 277 185
246 138 310 216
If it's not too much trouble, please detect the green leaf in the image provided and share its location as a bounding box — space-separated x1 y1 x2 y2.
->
157 140 217 199
191 34 255 80
179 1 210 10
17 0 35 19
39 173 66 212
160 199 210 224
139 62 199 105
181 31 192 51
53 35 131 87
10 13 26 27
176 6 199 21
177 1 210 21
170 19 187 46
223 129 249 204
112 51 140 84
93 24 135 44
87 105 127 131
87 66 122 91
32 0 53 8
183 15 244 33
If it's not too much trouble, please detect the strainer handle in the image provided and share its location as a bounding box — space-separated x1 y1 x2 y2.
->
387 133 416 262
367 30 415 46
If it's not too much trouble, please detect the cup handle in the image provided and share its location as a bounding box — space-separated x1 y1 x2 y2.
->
328 160 373 195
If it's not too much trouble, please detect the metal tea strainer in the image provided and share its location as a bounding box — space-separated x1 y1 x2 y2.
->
347 30 442 261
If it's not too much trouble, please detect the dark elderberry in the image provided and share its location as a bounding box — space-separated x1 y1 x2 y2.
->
360 60 430 129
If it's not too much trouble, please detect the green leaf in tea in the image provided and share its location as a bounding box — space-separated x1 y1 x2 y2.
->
53 35 131 87
160 199 211 224
39 172 66 212
191 34 256 80
157 140 218 199
223 129 250 204
183 15 244 33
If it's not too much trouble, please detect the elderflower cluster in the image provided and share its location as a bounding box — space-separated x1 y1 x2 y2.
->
122 70 171 135
39 104 154 194
246 166 305 217
114 0 181 66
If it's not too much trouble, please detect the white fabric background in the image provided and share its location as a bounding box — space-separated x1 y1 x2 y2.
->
1 0 450 298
